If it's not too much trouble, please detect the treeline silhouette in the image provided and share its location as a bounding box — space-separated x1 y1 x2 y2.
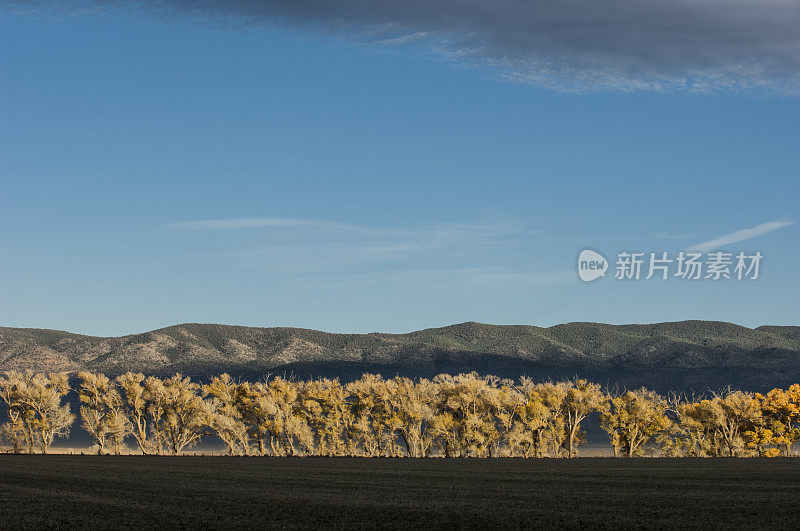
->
1 371 798 457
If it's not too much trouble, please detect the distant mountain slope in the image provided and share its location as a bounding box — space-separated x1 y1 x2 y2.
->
1 321 798 392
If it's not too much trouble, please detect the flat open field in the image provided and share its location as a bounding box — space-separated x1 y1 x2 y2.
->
1 456 799 529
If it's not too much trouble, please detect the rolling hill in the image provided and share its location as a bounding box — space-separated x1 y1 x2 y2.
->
1 321 798 392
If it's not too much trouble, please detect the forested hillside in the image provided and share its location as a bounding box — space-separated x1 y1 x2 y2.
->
1 321 798 392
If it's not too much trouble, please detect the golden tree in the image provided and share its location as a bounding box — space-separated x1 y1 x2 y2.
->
529 381 569 457
672 398 725 456
0 371 35 452
562 379 608 458
433 373 499 457
601 388 671 457
513 387 550 457
267 376 310 456
392 377 437 457
236 380 281 455
300 378 351 456
493 379 526 456
742 424 781 457
346 374 389 456
715 389 762 457
204 374 250 455
757 385 800 456
0 371 74 454
116 372 160 454
78 371 131 454
157 375 208 455
669 391 762 457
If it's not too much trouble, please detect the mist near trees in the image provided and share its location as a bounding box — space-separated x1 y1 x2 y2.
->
1 371 798 457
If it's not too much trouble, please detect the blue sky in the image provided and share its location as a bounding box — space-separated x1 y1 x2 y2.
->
1 3 798 336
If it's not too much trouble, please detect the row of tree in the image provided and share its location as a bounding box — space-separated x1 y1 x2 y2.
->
1 371 798 457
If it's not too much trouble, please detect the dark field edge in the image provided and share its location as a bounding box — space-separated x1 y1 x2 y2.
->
1 456 799 529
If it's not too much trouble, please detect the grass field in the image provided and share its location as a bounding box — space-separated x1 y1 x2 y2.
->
1 456 799 529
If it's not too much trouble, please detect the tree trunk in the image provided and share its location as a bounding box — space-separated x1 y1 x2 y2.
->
287 435 295 456
400 432 412 457
568 427 575 458
269 436 278 456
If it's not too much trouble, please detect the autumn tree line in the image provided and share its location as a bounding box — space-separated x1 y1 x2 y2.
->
0 371 798 457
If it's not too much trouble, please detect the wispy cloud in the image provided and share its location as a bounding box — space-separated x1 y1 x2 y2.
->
168 216 553 287
306 267 575 287
689 221 793 252
31 0 800 93
216 219 531 267
652 232 701 240
168 217 352 230
168 217 521 237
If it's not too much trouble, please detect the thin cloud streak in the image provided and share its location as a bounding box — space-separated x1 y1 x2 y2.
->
221 220 534 269
169 216 547 287
168 217 353 230
304 267 575 288
689 221 793 252
652 232 701 240
170 217 531 240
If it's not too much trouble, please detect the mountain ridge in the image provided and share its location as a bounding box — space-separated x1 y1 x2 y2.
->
1 320 798 392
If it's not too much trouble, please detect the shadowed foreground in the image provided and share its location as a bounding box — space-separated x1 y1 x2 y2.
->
1 456 799 529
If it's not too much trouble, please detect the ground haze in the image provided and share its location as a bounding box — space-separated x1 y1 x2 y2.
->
1 456 798 528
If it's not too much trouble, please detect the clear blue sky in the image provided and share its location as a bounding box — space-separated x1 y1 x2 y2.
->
1 4 798 336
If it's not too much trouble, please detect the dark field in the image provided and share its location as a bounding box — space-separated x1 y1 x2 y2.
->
1 456 799 529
